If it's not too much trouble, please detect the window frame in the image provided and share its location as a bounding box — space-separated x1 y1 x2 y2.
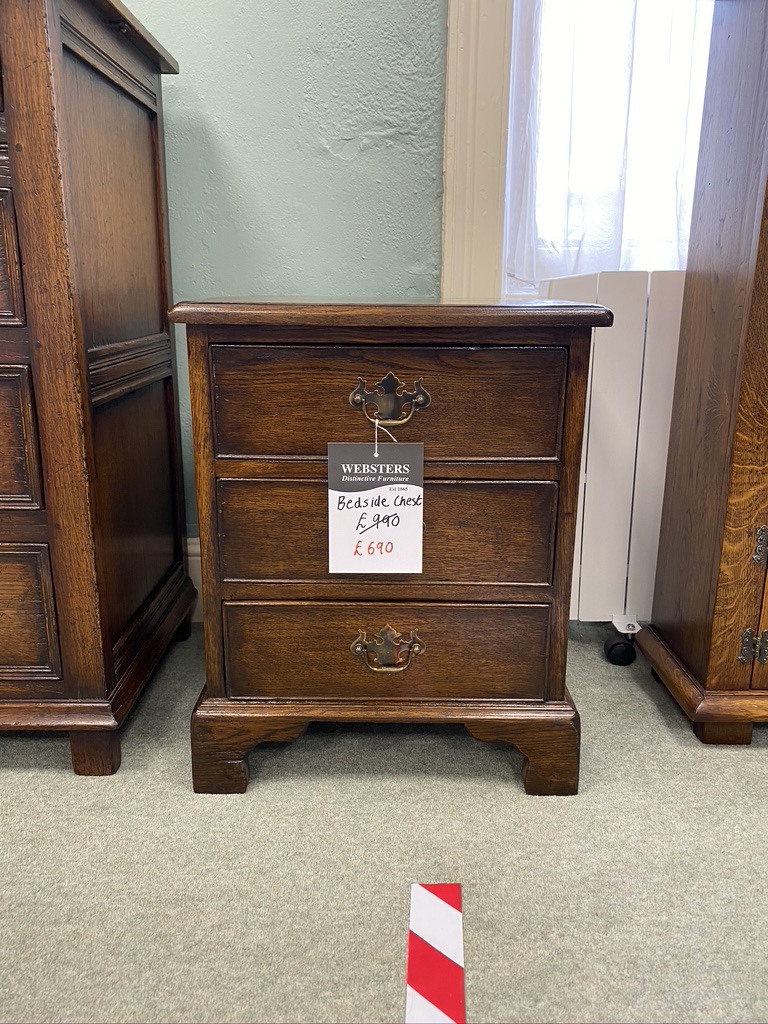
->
441 0 514 301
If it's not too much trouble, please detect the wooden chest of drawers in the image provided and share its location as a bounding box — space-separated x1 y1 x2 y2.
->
170 300 612 794
0 0 195 774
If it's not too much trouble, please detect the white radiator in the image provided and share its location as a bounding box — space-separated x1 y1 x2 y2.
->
542 271 684 627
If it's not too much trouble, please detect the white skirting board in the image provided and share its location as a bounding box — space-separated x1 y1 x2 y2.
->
543 270 684 624
185 537 203 623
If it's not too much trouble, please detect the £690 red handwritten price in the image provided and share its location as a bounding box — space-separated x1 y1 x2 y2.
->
353 540 394 557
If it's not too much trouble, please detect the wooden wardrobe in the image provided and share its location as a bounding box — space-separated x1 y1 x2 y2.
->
636 0 768 743
0 0 195 772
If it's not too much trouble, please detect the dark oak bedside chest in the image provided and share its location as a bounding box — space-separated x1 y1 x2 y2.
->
169 300 612 794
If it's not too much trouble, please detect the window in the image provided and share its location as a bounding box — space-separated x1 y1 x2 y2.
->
504 0 714 292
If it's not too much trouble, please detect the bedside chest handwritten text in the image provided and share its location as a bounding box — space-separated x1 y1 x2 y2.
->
328 442 424 573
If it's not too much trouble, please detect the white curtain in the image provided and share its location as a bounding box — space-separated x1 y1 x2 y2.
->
504 0 714 292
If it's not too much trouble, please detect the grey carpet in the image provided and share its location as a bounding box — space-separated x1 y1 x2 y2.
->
1 623 767 1024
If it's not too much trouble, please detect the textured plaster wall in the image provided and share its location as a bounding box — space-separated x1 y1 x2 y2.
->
127 0 449 533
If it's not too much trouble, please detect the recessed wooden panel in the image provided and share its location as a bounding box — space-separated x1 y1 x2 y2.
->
218 478 558 585
91 380 177 647
0 366 43 508
224 602 550 700
0 545 61 682
60 50 163 350
0 188 25 326
212 345 567 461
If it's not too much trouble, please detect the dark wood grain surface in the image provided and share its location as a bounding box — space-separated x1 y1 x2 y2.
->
60 49 164 350
91 382 178 648
707 180 768 691
61 0 178 74
218 477 557 587
3 0 106 703
170 299 613 329
547 334 590 701
652 0 768 691
224 601 551 701
190 692 580 796
636 624 768 727
0 188 25 326
187 325 228 700
645 1 768 740
212 343 568 461
0 367 43 508
0 546 62 690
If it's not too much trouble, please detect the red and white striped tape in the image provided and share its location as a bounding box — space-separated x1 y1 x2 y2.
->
405 884 465 1024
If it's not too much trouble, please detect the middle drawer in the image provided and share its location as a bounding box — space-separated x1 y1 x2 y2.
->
218 478 558 586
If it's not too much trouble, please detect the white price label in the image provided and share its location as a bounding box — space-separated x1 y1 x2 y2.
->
328 443 424 574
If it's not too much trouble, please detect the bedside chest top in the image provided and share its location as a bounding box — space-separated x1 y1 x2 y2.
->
168 298 613 329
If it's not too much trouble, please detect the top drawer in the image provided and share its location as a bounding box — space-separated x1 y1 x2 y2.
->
211 344 567 461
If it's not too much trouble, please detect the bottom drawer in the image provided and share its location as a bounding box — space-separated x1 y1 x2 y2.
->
223 602 550 700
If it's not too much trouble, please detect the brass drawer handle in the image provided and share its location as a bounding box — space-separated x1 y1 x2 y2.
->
349 372 431 427
350 624 425 673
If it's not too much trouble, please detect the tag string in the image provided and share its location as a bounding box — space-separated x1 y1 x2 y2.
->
373 418 398 457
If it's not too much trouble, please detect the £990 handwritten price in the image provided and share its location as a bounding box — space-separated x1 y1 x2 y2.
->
355 512 400 534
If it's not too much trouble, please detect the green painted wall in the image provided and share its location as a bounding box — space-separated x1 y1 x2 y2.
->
128 0 449 532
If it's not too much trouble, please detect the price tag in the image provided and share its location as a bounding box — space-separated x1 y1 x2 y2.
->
328 442 424 573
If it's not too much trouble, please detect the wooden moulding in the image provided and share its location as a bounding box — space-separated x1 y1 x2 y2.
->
190 692 580 796
0 700 117 730
169 300 614 329
87 333 173 406
59 0 178 78
636 626 768 722
1 701 121 774
0 366 44 508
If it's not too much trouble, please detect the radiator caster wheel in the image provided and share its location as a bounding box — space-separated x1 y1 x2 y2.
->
604 636 636 666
